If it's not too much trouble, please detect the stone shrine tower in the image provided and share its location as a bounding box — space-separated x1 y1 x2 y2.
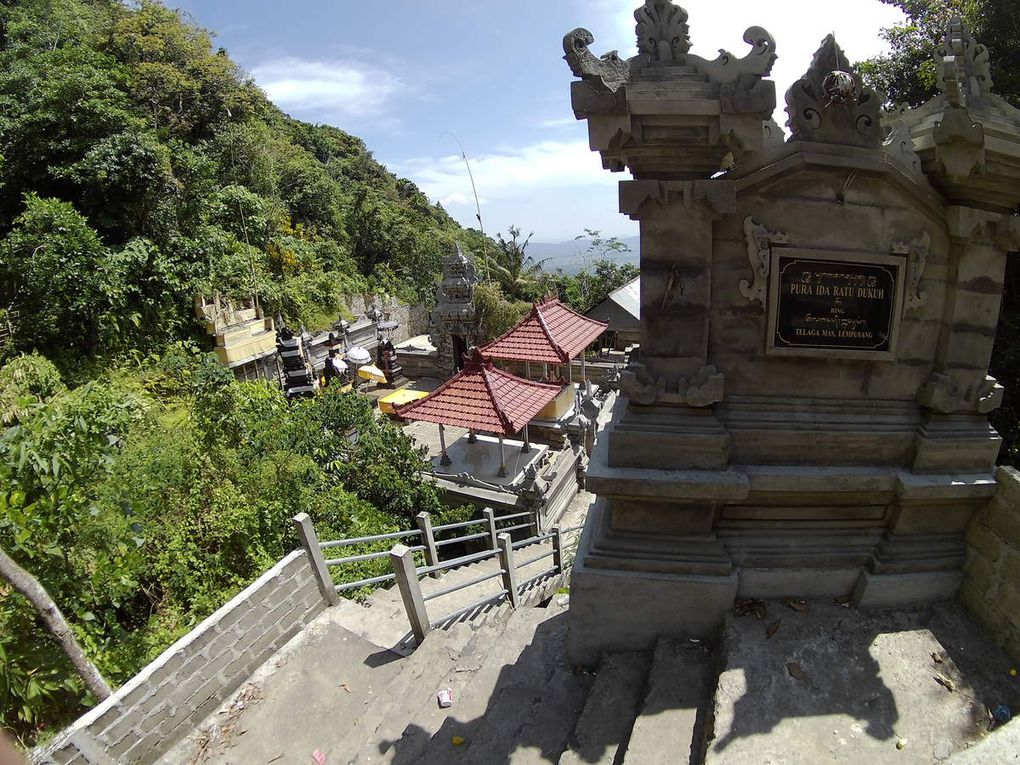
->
564 2 1020 663
429 243 480 376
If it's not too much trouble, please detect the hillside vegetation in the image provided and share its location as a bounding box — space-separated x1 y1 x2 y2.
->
0 0 467 371
0 0 477 747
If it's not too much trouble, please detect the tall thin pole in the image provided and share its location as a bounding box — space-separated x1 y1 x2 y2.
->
441 132 491 284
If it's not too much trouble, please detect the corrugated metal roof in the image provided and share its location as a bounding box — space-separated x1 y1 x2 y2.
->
608 277 640 321
393 351 563 435
478 297 608 364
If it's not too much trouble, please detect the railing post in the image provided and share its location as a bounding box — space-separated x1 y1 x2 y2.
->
483 507 498 550
390 544 430 645
293 513 340 606
416 511 441 579
552 525 564 573
497 532 519 608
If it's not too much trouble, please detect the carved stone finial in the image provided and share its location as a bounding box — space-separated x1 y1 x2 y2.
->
786 35 883 148
634 0 690 64
563 28 630 94
940 16 992 107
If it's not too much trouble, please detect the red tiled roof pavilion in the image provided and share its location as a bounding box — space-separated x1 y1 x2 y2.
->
478 296 608 365
393 351 563 436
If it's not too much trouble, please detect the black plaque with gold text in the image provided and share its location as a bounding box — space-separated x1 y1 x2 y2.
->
772 256 899 353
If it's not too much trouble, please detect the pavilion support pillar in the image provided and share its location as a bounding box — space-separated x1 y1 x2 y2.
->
567 361 573 383
521 425 531 453
543 363 549 378
438 423 452 466
498 434 507 477
580 354 586 383
526 360 531 380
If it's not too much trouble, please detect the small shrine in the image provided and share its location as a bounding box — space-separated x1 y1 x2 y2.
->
429 244 481 376
394 350 563 482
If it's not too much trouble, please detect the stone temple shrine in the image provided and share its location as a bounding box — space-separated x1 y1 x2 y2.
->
564 1 1020 663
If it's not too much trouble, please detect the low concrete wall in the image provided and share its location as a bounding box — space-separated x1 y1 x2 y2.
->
959 465 1020 663
33 550 326 765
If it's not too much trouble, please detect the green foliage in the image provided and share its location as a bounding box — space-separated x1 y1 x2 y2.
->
551 231 637 314
0 0 463 367
482 226 551 302
473 282 531 343
1 348 442 744
0 353 64 426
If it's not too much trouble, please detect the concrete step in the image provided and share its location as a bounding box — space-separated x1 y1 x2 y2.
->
351 603 552 764
623 637 716 765
335 622 480 764
559 651 652 765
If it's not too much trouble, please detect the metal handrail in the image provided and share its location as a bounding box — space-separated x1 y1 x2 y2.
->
325 544 426 567
499 522 533 533
434 531 489 548
320 529 420 549
494 511 531 523
334 572 396 592
417 548 498 576
433 517 487 532
512 532 556 550
431 592 508 627
422 569 506 602
517 550 555 569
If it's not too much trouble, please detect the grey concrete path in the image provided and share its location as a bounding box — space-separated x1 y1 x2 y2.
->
707 600 1020 765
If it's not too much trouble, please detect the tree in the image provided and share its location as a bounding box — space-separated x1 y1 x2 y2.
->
859 0 1020 464
483 226 549 301
556 230 636 313
0 547 111 702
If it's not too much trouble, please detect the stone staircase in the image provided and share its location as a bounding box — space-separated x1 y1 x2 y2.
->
333 601 716 765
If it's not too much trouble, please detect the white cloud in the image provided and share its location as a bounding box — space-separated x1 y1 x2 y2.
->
537 116 580 129
397 140 610 206
250 57 402 121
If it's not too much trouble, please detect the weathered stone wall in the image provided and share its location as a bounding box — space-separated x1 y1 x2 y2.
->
32 550 326 765
960 466 1020 662
345 295 431 344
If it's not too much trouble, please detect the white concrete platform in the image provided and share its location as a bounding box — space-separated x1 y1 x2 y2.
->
435 433 548 487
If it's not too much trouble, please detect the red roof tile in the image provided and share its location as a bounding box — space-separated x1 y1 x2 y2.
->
478 297 608 364
393 351 564 435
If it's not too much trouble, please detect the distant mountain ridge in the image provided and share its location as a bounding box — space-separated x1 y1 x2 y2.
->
527 236 640 275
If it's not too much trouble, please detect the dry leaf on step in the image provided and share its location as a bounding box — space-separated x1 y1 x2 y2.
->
787 662 807 681
766 619 781 639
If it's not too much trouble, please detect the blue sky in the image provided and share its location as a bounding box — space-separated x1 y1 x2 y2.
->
169 1 906 242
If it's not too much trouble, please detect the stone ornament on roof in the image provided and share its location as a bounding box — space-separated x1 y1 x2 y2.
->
785 35 883 148
940 17 992 108
634 0 691 64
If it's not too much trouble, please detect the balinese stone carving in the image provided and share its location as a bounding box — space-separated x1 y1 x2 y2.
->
884 119 923 175
918 372 1004 415
562 28 630 94
891 231 931 313
429 244 480 375
940 16 992 107
679 365 725 407
634 0 690 64
660 266 686 310
739 216 788 309
933 106 986 179
619 362 665 406
786 35 883 148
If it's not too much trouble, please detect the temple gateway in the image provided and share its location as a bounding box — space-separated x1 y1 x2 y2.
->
564 1 1020 663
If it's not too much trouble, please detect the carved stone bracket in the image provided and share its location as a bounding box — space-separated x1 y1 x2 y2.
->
563 28 630 94
620 362 724 408
739 216 788 309
891 231 931 313
933 106 986 179
883 119 923 176
619 362 665 406
679 365 725 407
917 372 1004 414
619 180 736 219
786 35 883 148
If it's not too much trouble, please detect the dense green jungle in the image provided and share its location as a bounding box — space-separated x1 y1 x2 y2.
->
0 0 1017 749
